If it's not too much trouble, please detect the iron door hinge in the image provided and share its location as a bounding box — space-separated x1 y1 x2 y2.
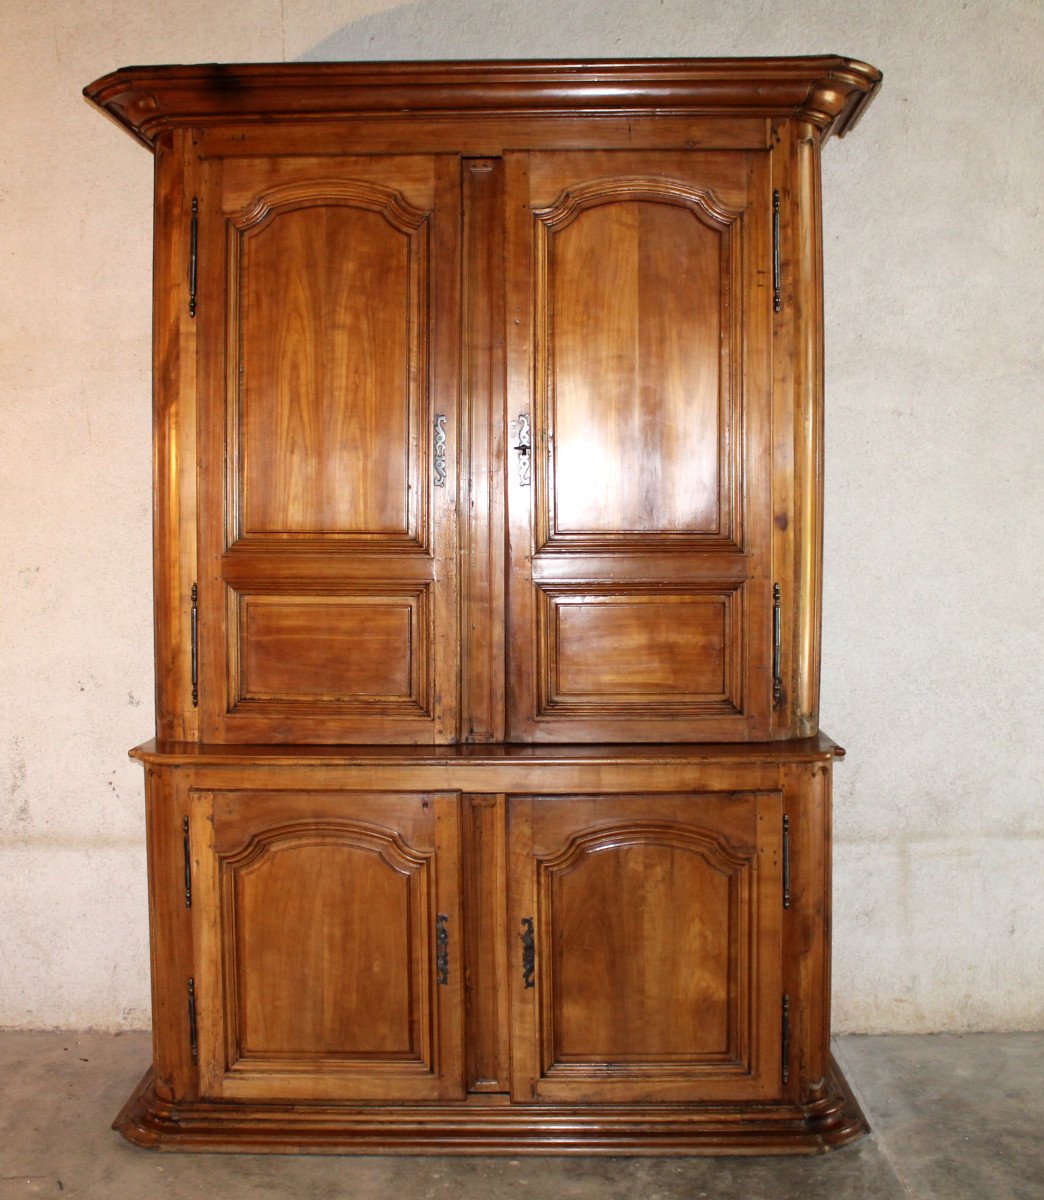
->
782 993 791 1084
187 977 198 1060
190 582 199 707
772 582 783 707
782 813 791 910
436 913 449 985
188 197 198 318
772 189 782 313
182 816 192 908
520 917 535 988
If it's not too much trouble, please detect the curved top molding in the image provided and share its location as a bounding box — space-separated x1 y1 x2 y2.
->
84 56 882 151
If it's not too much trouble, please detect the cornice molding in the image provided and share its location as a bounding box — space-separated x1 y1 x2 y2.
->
84 57 882 151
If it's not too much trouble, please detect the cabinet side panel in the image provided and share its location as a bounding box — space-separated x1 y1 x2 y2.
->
144 766 198 1101
781 759 832 1099
152 131 199 740
791 123 825 735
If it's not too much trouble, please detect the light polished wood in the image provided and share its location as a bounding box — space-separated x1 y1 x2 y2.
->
84 56 881 1155
459 159 507 743
150 130 199 742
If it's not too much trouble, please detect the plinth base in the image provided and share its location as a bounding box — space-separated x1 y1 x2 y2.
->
114 1054 868 1156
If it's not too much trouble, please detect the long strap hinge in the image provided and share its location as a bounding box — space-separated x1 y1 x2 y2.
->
772 189 782 312
182 816 192 908
187 977 198 1060
190 582 199 707
772 582 783 707
188 197 198 318
436 913 449 985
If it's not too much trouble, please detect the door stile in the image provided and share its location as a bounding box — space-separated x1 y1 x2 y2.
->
429 155 464 743
504 153 538 742
459 158 507 743
152 129 202 741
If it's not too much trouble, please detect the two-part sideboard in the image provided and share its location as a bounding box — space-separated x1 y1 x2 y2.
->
84 56 881 1153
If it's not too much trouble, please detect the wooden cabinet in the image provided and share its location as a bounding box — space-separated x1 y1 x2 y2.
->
85 56 882 1154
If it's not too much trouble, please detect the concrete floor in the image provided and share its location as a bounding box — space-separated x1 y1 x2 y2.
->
0 1033 1041 1199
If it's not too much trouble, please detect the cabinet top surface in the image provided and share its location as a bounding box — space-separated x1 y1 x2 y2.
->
84 56 881 150
130 736 844 768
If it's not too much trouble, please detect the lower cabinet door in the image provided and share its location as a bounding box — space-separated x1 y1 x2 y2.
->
508 792 783 1103
188 788 464 1102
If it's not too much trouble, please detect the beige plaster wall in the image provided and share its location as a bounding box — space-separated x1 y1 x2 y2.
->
1 0 1040 1032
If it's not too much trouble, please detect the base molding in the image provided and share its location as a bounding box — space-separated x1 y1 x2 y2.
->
114 1054 868 1155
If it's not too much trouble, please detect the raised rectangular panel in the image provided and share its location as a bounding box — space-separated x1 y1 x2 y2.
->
229 823 423 1058
230 588 429 714
538 585 741 716
534 176 741 551
228 183 429 547
547 827 737 1060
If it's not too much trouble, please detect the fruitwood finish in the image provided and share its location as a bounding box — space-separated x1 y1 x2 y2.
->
85 57 880 1154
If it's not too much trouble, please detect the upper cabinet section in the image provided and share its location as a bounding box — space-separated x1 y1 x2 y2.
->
84 59 881 745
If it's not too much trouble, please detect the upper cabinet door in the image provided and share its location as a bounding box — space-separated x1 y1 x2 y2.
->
505 151 773 742
196 156 461 743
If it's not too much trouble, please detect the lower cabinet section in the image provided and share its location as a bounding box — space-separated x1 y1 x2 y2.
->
123 739 867 1154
